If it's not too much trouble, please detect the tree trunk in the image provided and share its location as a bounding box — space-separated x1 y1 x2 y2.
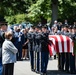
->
40 15 47 26
51 0 58 26
0 15 5 22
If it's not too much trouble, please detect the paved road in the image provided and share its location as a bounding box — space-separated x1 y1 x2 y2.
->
14 59 75 75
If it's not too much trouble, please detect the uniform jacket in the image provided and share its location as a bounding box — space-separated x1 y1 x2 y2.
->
27 32 35 51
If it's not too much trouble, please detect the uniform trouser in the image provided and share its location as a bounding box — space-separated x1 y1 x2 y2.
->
61 53 65 70
65 53 70 72
2 63 14 75
35 52 41 72
54 55 56 59
69 53 75 73
41 51 49 73
58 53 62 70
33 51 36 70
30 51 34 70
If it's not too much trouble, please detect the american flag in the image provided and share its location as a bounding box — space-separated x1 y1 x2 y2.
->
48 35 73 56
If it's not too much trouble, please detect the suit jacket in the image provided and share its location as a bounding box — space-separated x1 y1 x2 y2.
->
0 31 5 57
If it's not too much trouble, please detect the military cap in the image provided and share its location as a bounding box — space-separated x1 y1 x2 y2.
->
31 26 35 29
68 25 72 29
0 21 7 26
35 25 41 30
64 24 69 28
72 25 76 29
61 24 64 28
42 25 47 29
36 25 41 28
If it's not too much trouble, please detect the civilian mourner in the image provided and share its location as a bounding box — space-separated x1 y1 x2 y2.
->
0 21 8 74
2 31 18 75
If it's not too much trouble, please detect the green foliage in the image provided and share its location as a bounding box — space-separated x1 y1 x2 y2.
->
27 0 51 23
0 0 32 16
5 16 16 24
58 0 76 24
0 0 76 24
15 14 26 23
5 14 27 24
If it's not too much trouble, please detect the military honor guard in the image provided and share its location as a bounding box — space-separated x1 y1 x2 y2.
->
69 25 76 74
40 26 49 75
27 27 35 72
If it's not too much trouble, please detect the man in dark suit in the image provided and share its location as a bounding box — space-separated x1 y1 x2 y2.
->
14 27 25 61
0 21 8 74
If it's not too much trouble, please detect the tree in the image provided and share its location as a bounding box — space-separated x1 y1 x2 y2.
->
0 0 33 23
58 0 76 24
27 0 51 25
0 0 76 25
51 0 58 25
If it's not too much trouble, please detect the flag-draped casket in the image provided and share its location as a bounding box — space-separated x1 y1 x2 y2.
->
48 35 73 56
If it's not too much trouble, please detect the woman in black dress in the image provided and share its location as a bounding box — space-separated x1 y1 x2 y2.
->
22 29 29 60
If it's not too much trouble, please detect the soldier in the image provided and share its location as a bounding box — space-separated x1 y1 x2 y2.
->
63 25 74 73
34 26 42 73
27 27 35 72
69 25 76 74
40 26 49 75
58 25 69 72
62 25 69 72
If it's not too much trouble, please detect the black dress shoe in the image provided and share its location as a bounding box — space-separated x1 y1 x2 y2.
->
31 69 35 72
70 71 76 74
35 71 40 74
43 73 47 75
40 73 43 75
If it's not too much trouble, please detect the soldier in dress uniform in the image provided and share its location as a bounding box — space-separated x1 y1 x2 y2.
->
27 27 35 72
63 25 70 73
69 25 76 74
63 25 74 73
58 25 69 72
40 26 49 75
34 26 42 73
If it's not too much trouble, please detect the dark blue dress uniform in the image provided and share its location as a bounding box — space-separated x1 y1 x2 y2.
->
27 31 35 71
40 32 49 74
69 33 76 74
60 25 75 73
57 25 69 72
64 32 74 73
34 32 42 73
62 32 70 72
